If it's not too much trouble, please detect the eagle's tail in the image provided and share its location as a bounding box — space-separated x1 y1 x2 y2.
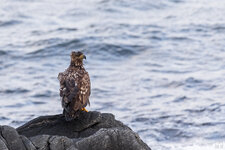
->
63 109 81 121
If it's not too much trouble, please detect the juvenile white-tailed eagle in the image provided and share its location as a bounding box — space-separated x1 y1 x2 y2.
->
58 51 90 121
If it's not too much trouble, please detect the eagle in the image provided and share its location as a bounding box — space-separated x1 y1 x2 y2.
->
58 51 91 121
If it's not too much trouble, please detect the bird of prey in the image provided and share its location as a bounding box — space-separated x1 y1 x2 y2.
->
58 51 91 121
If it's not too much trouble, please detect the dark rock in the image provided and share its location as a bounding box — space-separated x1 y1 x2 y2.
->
48 136 77 150
0 137 8 150
75 128 149 150
0 125 26 150
30 135 51 150
17 111 102 138
0 133 8 150
17 111 150 150
20 135 36 150
0 111 150 150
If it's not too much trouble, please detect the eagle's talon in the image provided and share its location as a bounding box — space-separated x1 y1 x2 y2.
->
81 108 88 112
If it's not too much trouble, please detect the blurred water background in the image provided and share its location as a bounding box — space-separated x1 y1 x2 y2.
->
1 0 225 149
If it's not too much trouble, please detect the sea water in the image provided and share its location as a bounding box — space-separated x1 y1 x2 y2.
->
0 0 225 149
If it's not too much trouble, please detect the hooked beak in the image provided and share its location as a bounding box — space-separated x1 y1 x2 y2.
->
79 54 86 60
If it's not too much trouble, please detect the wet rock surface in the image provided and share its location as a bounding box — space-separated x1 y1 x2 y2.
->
0 111 150 150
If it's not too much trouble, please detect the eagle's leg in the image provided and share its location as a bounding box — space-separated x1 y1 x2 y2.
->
81 107 88 112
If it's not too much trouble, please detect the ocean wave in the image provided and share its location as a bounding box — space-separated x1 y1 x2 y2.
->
0 20 21 27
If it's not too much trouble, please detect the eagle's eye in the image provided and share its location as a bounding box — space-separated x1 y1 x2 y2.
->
71 52 76 56
77 51 83 56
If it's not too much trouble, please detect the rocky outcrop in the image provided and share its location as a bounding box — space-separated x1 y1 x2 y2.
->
0 111 151 150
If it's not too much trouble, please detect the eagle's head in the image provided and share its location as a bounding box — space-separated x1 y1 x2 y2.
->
70 51 86 67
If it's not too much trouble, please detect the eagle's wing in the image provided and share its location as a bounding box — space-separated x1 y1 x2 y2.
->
58 71 78 112
77 72 91 109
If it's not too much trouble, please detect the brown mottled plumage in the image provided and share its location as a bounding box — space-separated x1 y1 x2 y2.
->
58 51 90 121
